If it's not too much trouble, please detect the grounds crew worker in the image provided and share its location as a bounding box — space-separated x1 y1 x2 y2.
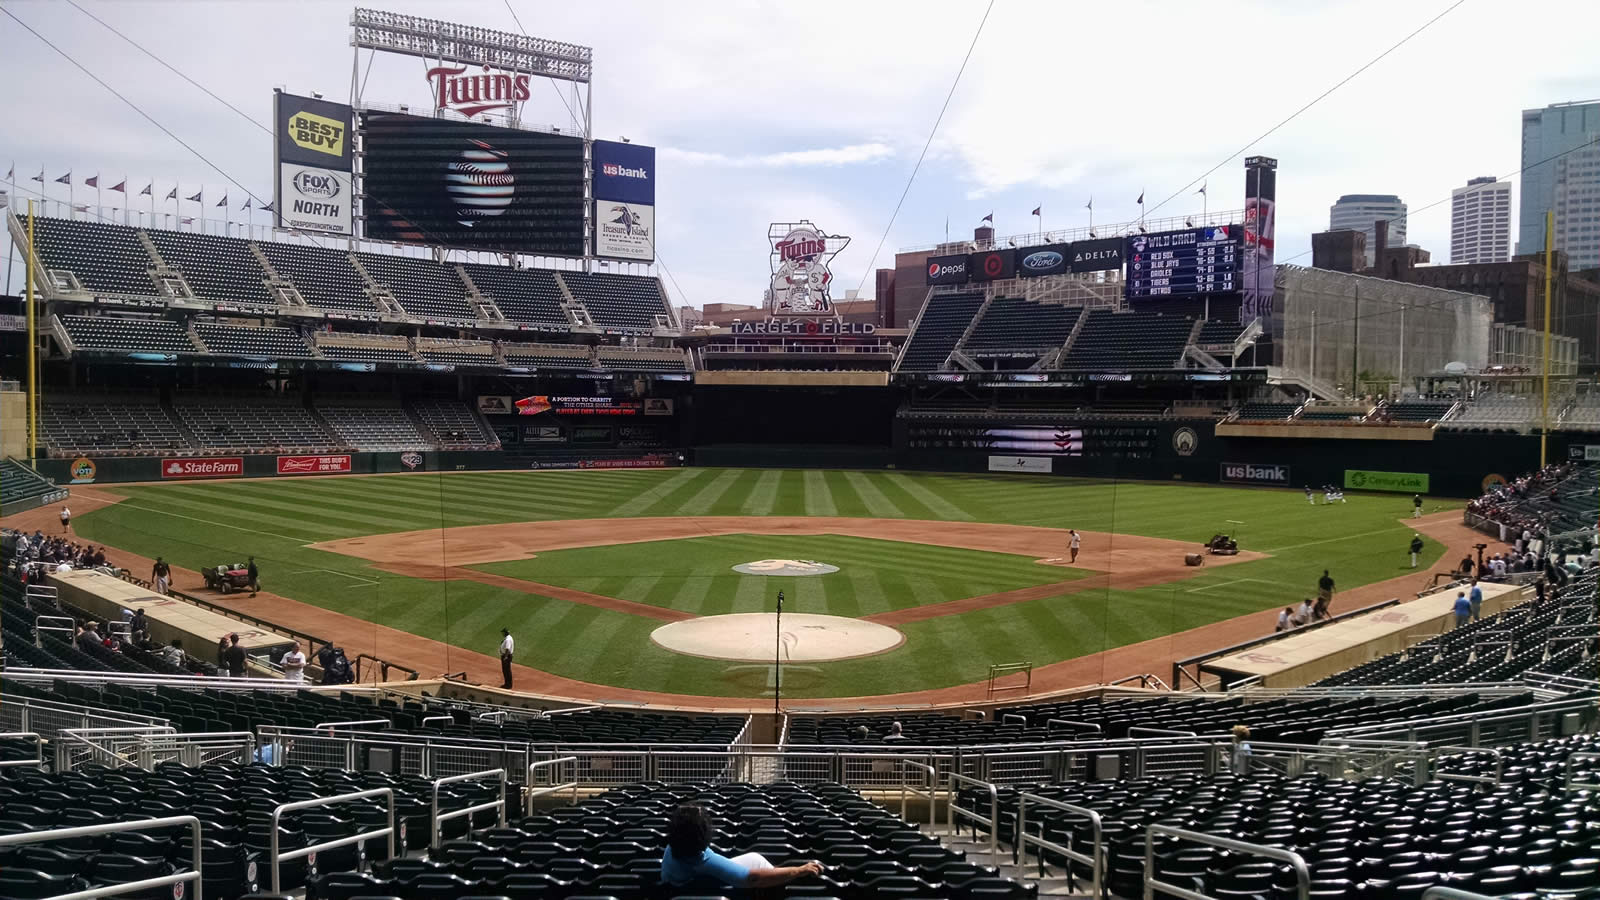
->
1409 533 1425 568
499 628 515 689
152 557 171 594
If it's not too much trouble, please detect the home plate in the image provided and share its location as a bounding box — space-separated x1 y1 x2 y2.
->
651 613 903 662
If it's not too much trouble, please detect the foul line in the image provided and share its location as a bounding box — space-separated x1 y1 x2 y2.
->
115 503 317 544
280 568 380 586
1185 577 1299 594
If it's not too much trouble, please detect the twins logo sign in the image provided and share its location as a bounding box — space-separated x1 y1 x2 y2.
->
769 222 849 315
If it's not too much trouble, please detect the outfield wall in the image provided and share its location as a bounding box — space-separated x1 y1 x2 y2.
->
29 449 683 485
891 415 1584 497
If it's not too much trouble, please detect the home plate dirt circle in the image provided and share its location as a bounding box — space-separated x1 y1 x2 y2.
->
651 613 903 662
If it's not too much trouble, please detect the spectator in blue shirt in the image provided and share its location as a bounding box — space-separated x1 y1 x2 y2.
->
660 804 822 894
1452 591 1472 630
1469 579 1484 621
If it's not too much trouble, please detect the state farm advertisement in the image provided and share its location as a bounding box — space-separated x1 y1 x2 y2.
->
162 457 243 479
277 455 353 475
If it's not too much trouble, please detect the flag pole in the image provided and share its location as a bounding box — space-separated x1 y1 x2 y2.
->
25 200 38 466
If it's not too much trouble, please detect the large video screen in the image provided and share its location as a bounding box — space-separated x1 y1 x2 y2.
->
360 111 585 255
1125 225 1240 300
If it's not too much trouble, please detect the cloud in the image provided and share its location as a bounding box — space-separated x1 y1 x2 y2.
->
661 143 894 169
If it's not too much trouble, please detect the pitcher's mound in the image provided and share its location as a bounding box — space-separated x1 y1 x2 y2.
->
651 613 903 662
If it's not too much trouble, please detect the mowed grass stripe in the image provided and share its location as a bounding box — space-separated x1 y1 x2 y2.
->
730 572 768 615
315 474 614 511
884 473 975 522
742 470 784 516
821 471 870 517
842 472 904 518
679 468 746 516
801 471 837 516
133 483 427 533
610 468 706 517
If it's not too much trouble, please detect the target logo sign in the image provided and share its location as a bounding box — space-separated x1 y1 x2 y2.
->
968 250 1016 282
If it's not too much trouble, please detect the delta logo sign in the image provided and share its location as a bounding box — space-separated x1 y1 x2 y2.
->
162 457 243 479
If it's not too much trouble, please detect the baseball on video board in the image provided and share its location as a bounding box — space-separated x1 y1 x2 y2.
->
274 92 354 235
1124 225 1240 300
360 111 585 255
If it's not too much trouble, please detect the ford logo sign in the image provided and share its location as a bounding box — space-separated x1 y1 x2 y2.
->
1022 251 1062 270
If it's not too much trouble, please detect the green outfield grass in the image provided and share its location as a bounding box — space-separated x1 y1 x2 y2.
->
72 469 1459 698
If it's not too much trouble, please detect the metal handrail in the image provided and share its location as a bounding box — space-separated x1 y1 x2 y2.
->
946 771 1000 866
3 667 307 689
0 732 44 768
430 768 507 848
1433 746 1503 787
314 718 393 730
898 758 938 827
1563 751 1600 791
57 725 176 770
1047 718 1102 737
1325 694 1596 741
1109 672 1172 691
526 755 579 815
1018 792 1104 897
1128 726 1198 739
269 787 395 892
0 815 202 900
420 715 454 728
1145 824 1310 900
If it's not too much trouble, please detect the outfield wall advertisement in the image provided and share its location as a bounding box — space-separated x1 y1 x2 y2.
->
1344 469 1429 493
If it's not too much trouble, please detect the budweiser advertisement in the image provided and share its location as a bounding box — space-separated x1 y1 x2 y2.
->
277 455 353 475
162 457 243 479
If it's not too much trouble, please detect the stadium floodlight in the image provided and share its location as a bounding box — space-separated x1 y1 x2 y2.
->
350 8 593 84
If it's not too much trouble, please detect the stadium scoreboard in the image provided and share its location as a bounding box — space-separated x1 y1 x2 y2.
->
359 111 586 256
1125 225 1240 300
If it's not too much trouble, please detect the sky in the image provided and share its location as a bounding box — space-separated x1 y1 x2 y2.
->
2 0 1597 308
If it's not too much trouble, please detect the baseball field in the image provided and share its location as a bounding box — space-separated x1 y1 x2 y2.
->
66 468 1458 700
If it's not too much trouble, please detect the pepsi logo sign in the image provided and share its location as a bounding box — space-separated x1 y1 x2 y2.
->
929 261 965 278
1021 250 1063 271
